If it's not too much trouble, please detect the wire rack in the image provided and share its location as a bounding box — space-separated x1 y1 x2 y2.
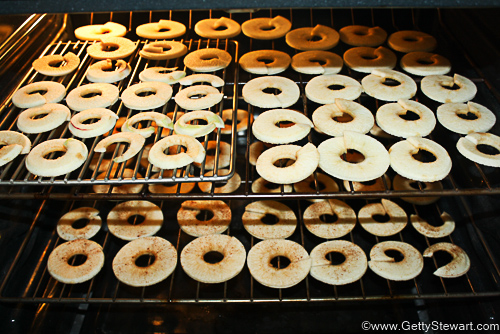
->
0 8 498 200
0 193 499 304
0 24 239 189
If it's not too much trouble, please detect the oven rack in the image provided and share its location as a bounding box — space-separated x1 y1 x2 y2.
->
0 36 240 187
0 8 499 201
0 195 499 304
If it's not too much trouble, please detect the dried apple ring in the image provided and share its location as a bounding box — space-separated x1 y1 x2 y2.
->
17 103 70 134
220 109 252 135
368 241 424 281
361 69 417 101
12 81 66 108
388 30 437 53
174 110 224 138
32 52 80 76
69 108 118 138
136 20 186 39
241 16 291 40
174 85 223 111
57 207 101 241
421 74 477 103
194 17 241 39
25 138 88 177
121 111 174 138
87 36 137 60
194 140 231 170
66 83 119 111
139 41 187 60
242 200 297 240
252 109 313 144
318 131 390 182
305 74 362 104
94 132 145 163
358 199 407 237
303 199 356 239
178 74 225 87
437 102 496 135
411 212 455 238
139 67 186 84
239 50 291 75
242 76 300 109
286 25 339 51
86 59 131 83
339 25 387 47
400 52 451 76
148 134 205 170
183 48 232 72
256 143 319 184
343 46 397 73
423 242 470 278
389 137 452 182
75 22 127 41
291 50 343 75
0 130 31 167
107 200 163 241
121 82 173 111
177 200 231 237
456 132 500 167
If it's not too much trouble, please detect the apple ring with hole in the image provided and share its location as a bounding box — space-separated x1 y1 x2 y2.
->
303 199 356 239
247 239 311 289
48 239 104 284
305 74 362 104
392 174 443 205
220 109 252 135
248 141 265 166
251 177 293 194
252 109 313 144
400 52 451 76
149 169 195 194
343 46 397 73
113 236 177 287
239 50 291 75
456 132 500 167
57 207 101 241
198 169 241 194
0 131 31 167
32 52 80 76
121 111 174 138
411 211 455 238
194 140 231 170
389 137 452 182
242 76 300 109
184 48 232 73
69 108 118 138
318 131 390 182
94 132 145 163
87 59 131 83
174 85 223 111
89 144 132 172
242 200 297 240
361 69 417 101
121 81 173 111
312 98 374 136
17 103 70 134
12 81 66 109
286 24 339 51
421 74 477 103
178 74 225 87
148 134 205 170
387 30 437 53
310 240 367 285
437 102 496 135
139 67 186 84
343 174 391 192
368 241 424 281
136 19 186 39
339 25 387 47
291 50 343 75
174 110 224 138
241 16 291 40
92 168 144 194
177 200 231 237
66 83 119 111
25 138 87 177
87 36 136 60
195 17 241 39
358 199 407 237
75 22 127 40
181 234 246 284
107 200 163 241
376 99 436 138
423 242 470 278
256 143 319 184
139 41 187 60
293 172 339 202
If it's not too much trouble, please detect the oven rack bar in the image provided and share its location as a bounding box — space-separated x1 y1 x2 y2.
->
0 196 499 304
0 8 498 201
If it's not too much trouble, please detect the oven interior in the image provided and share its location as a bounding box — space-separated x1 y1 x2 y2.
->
0 6 499 333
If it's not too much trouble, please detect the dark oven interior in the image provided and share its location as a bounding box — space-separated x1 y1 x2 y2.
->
0 5 499 333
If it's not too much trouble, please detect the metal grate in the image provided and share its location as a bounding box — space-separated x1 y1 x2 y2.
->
0 24 239 188
0 8 499 200
0 194 499 303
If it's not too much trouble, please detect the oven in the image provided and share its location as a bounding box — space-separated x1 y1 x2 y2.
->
0 2 499 333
